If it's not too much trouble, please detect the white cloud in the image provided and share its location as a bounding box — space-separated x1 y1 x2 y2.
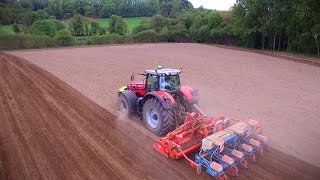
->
188 0 236 10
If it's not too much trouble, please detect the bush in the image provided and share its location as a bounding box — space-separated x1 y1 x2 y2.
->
55 30 75 46
150 15 166 32
98 27 107 35
87 34 133 45
31 19 65 37
133 30 158 43
132 20 150 35
12 23 21 33
108 15 128 35
168 29 190 42
29 36 57 48
91 21 100 35
0 35 57 50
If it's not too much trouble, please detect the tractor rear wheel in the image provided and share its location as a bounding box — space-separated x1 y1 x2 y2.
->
143 98 174 136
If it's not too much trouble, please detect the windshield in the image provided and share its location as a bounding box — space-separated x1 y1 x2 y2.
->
159 75 181 91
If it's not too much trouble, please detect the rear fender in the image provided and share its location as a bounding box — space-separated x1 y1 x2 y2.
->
142 91 176 109
178 86 198 105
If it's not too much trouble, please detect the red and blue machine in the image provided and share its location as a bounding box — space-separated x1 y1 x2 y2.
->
154 114 270 180
118 66 270 179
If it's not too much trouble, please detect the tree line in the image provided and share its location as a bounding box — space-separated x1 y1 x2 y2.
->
232 0 320 55
129 0 319 55
0 0 192 22
0 0 319 55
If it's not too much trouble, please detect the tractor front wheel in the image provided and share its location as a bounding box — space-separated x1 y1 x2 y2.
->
118 91 137 115
143 98 174 136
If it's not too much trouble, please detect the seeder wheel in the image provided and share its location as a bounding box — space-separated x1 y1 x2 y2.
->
240 159 248 169
258 148 264 156
265 144 271 151
226 166 238 177
251 154 256 163
216 174 227 180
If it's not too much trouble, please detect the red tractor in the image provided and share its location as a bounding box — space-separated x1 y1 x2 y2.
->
118 66 203 136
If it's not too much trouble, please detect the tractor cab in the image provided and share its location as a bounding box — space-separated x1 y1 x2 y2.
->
145 68 181 93
128 66 182 97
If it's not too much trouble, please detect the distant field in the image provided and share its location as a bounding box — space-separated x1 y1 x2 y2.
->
98 17 150 32
0 25 15 35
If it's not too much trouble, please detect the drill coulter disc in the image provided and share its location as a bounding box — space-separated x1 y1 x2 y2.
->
240 159 249 169
196 165 202 174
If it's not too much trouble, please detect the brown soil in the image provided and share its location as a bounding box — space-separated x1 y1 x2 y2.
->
2 43 320 179
0 52 208 179
211 44 320 67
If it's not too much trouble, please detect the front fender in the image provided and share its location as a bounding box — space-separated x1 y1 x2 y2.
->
118 85 128 93
142 91 176 109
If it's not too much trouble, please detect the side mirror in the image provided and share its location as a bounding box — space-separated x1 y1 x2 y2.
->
130 74 135 81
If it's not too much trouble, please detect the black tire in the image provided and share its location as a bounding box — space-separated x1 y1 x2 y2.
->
142 98 174 136
178 92 198 113
118 91 137 114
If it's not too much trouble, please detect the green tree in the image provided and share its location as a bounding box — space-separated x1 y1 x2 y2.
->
31 0 49 10
159 0 192 17
150 14 166 32
0 5 14 24
19 0 34 10
63 0 76 19
46 0 64 19
30 19 65 37
108 15 128 35
37 10 50 20
69 14 85 36
55 29 75 46
179 11 193 29
22 11 41 27
83 17 91 36
100 0 116 18
312 25 320 55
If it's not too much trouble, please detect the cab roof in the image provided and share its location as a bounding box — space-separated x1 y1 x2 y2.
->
145 68 181 76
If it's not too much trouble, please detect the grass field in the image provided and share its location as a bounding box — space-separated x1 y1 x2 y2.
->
98 17 150 32
0 25 15 35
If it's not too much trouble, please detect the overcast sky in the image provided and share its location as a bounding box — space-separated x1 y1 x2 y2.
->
189 0 237 10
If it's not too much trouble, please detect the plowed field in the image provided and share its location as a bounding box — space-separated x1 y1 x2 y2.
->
2 43 320 179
